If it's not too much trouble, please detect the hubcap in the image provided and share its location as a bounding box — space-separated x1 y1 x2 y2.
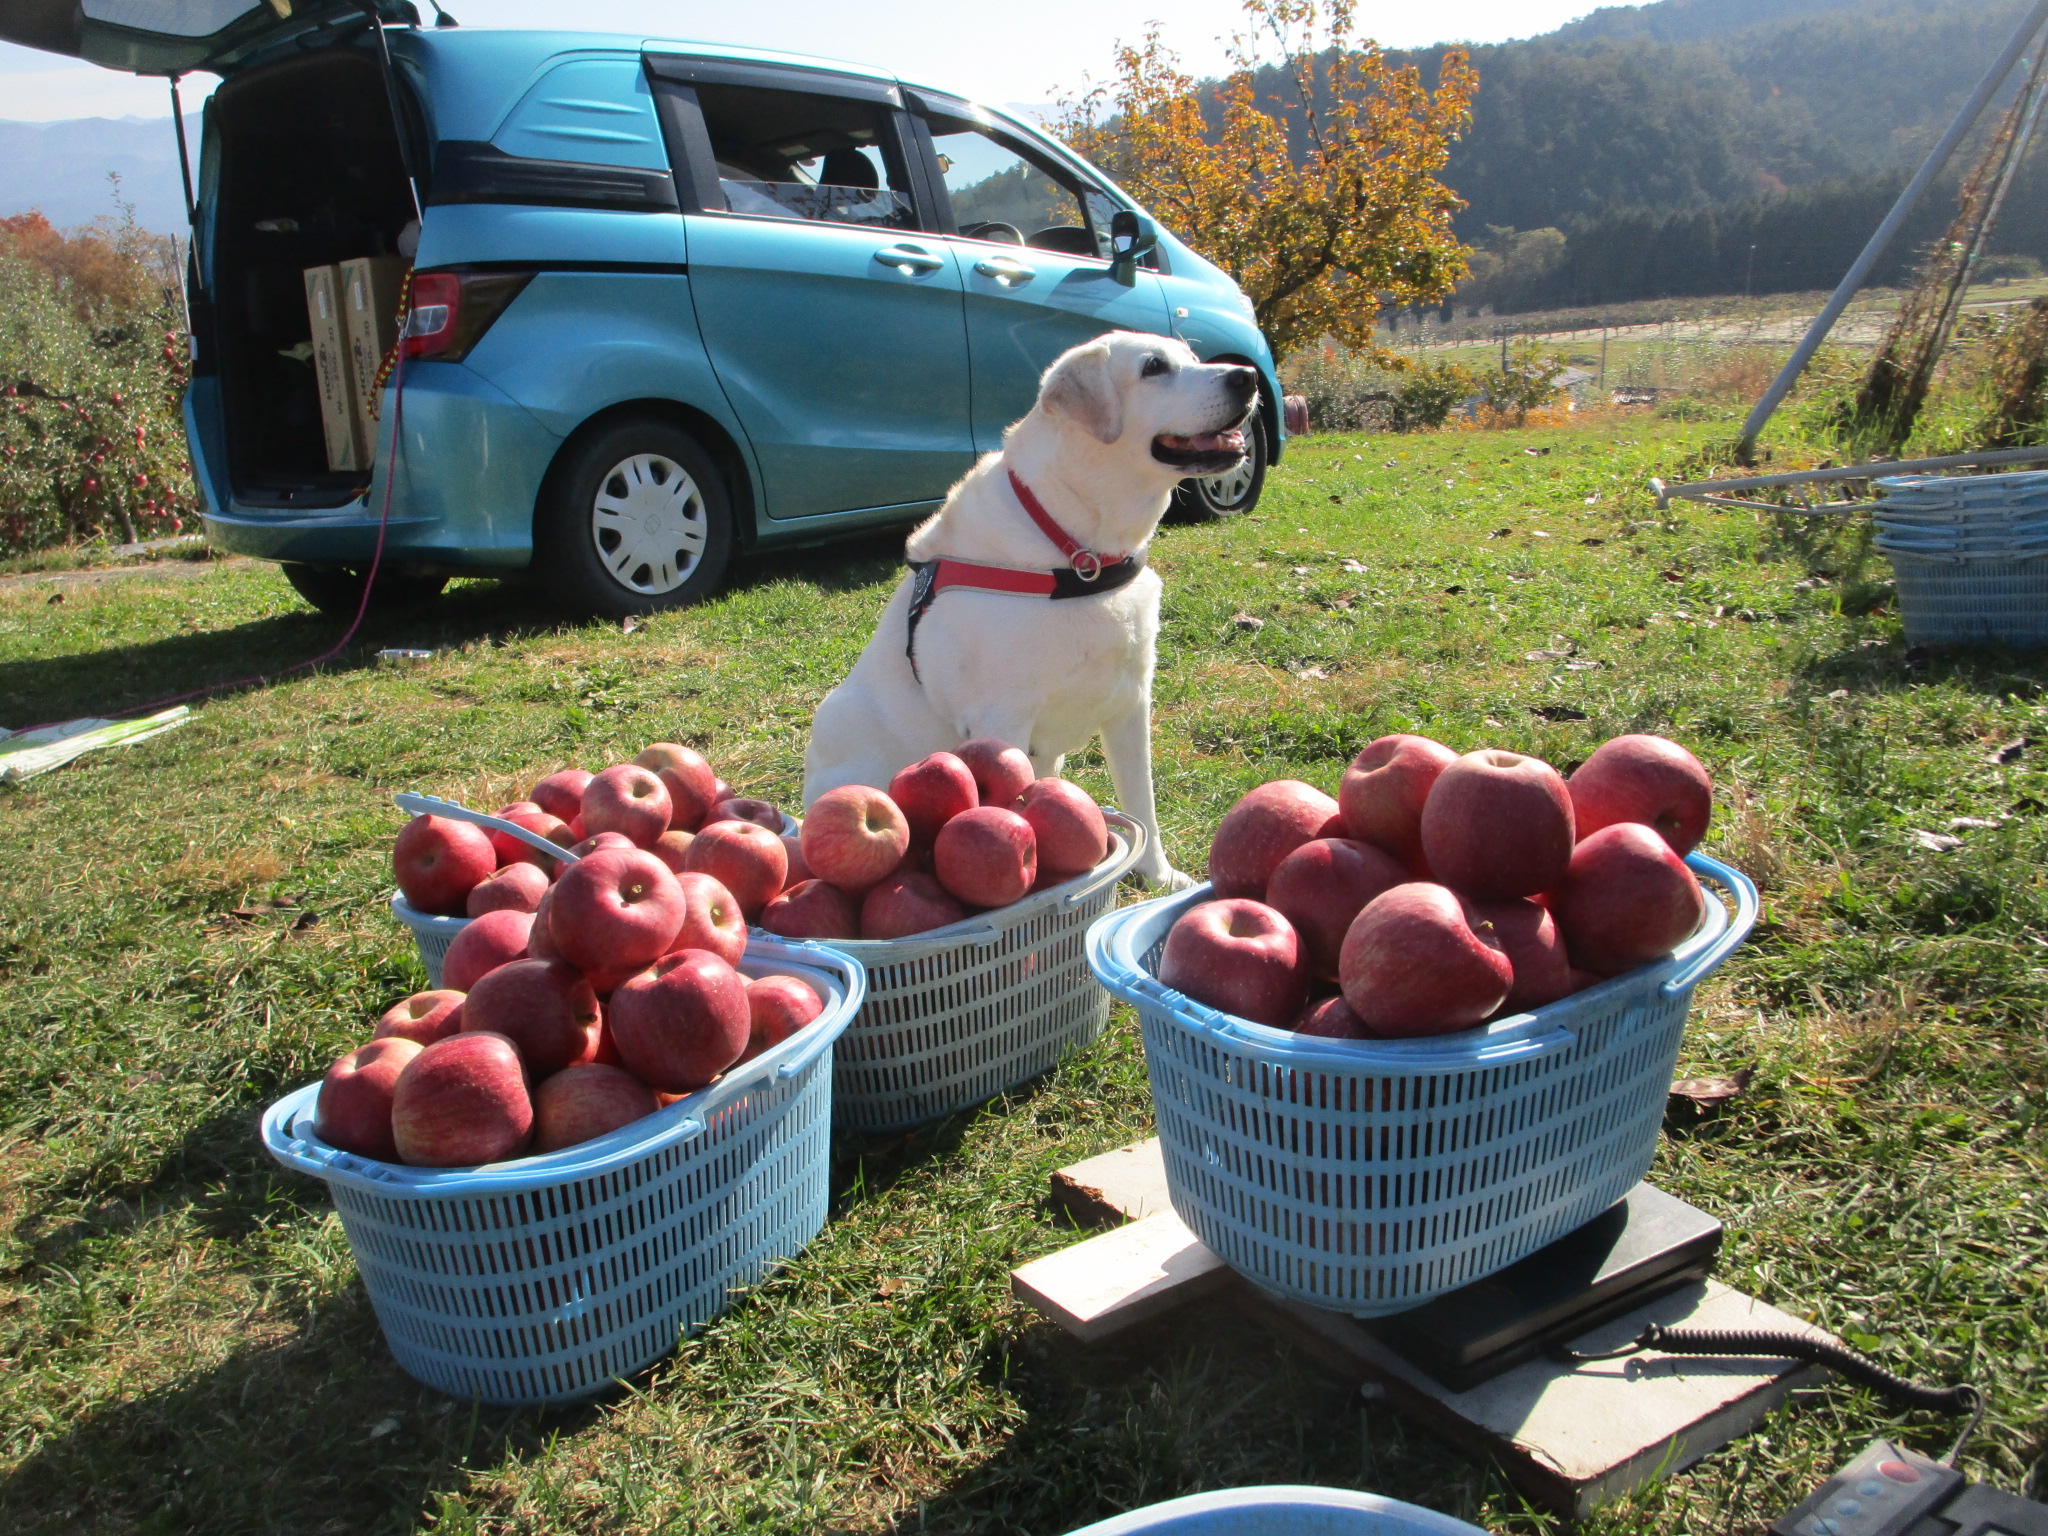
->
590 453 708 595
1197 430 1258 509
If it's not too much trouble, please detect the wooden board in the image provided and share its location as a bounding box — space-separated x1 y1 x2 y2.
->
1019 1139 1832 1517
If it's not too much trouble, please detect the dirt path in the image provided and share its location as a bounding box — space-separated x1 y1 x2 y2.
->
0 556 260 594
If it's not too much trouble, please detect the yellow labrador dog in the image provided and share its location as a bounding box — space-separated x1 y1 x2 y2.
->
803 331 1257 885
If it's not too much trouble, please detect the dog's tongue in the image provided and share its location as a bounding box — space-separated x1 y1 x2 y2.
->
1158 428 1248 453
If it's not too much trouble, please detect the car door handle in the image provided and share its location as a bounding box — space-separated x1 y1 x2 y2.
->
973 256 1036 286
874 243 944 275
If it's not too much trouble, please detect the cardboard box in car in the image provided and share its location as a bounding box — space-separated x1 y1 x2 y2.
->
340 255 406 445
303 263 362 472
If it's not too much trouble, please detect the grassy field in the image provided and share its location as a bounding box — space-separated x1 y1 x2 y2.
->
2 418 2044 1535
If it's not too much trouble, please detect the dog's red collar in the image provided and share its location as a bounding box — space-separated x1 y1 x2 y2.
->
902 547 1147 681
1008 469 1123 580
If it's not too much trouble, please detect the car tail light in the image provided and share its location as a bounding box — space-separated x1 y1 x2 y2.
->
403 270 533 362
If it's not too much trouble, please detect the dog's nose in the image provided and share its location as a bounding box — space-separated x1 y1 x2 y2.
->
1223 365 1258 400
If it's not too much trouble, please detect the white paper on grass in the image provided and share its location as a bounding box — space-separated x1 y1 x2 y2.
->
0 706 191 783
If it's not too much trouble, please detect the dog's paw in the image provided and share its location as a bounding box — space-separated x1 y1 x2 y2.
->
1135 865 1198 893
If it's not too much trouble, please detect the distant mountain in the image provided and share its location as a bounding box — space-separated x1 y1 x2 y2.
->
0 114 198 233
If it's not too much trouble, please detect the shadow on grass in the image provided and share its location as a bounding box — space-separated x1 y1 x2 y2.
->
0 576 576 727
843 1294 1498 1535
727 528 907 597
0 1277 597 1536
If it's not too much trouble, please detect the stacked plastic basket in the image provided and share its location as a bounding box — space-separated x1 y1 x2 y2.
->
261 938 862 1405
1087 855 1756 1317
828 812 1145 1130
1874 470 2048 649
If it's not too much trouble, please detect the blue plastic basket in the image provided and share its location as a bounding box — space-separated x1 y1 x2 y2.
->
260 937 863 1405
1087 855 1756 1318
1063 1486 1491 1535
1874 472 2048 649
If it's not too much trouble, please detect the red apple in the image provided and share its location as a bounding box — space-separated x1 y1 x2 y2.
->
531 1063 658 1153
801 784 909 892
955 737 1034 809
860 869 967 939
393 813 497 916
1419 750 1575 901
685 819 788 920
440 907 533 993
1470 897 1573 1012
569 830 636 859
391 1031 533 1167
1339 883 1512 1037
1017 777 1109 876
461 958 602 1078
890 752 979 848
466 861 550 918
581 763 673 848
666 871 748 967
711 776 735 804
1339 735 1457 875
1207 780 1342 900
1293 994 1374 1040
708 797 783 832
1550 822 1706 974
650 829 695 874
744 974 823 1057
934 806 1036 908
1158 897 1308 1028
1568 734 1714 856
531 768 593 824
373 989 467 1047
634 743 719 832
608 950 752 1092
781 833 811 885
761 878 862 941
484 801 569 872
315 1037 423 1160
1265 837 1409 979
528 885 566 963
548 848 687 974
1567 966 1606 994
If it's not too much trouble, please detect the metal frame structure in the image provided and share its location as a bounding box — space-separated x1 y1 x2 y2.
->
1652 445 2048 516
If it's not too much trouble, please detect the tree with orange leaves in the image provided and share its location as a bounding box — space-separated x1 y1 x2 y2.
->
1054 0 1476 363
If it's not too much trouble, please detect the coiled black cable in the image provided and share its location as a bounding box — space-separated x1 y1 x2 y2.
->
1551 1323 1984 1463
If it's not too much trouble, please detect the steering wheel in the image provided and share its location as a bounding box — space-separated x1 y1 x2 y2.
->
962 221 1024 245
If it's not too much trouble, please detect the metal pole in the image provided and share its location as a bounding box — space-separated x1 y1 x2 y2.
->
1735 0 2048 461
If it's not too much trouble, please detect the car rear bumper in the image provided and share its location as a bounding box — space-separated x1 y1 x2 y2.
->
190 363 560 569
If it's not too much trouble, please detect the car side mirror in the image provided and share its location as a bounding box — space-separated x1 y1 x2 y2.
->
1108 210 1157 287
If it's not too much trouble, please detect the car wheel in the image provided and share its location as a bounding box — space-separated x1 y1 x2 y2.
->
280 562 448 617
538 419 733 618
1172 410 1267 520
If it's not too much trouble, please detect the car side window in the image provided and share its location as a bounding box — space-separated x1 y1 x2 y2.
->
691 81 916 229
924 116 1107 259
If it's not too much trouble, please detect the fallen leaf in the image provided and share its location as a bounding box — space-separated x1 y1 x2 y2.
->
1660 569 1685 583
1442 584 1463 595
1526 648 1573 662
1529 704 1589 722
1948 817 2001 831
1670 1068 1753 1109
1985 737 2030 765
1580 537 1605 546
1530 530 1553 538
1232 612 1264 631
1584 495 1599 505
1910 829 1963 852
1290 566 1311 576
291 911 321 931
46 591 63 605
369 1416 400 1440
878 1278 908 1298
1294 667 1330 681
1825 688 1849 700
1340 558 1368 573
1328 494 1343 504
621 615 641 634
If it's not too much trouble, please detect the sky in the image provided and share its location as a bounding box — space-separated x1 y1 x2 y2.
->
0 0 1609 122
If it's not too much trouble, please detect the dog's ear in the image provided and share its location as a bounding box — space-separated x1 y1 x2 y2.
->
1040 342 1123 444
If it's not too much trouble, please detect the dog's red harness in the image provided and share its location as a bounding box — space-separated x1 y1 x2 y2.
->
905 470 1145 680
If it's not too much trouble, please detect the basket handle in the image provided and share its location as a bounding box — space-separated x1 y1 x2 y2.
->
1664 852 1759 997
395 792 581 863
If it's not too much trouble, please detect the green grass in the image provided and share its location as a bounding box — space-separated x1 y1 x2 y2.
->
2 418 2045 1535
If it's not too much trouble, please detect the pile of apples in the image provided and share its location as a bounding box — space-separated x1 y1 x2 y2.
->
749 738 1111 943
391 743 797 923
1160 734 1714 1040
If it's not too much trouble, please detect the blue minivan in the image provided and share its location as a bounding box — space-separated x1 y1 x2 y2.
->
7 3 1282 616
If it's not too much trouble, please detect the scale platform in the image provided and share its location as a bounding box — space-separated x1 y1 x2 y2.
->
1026 1138 1835 1515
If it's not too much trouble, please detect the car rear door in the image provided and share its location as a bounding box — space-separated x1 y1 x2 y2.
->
649 57 974 520
905 95 1172 450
